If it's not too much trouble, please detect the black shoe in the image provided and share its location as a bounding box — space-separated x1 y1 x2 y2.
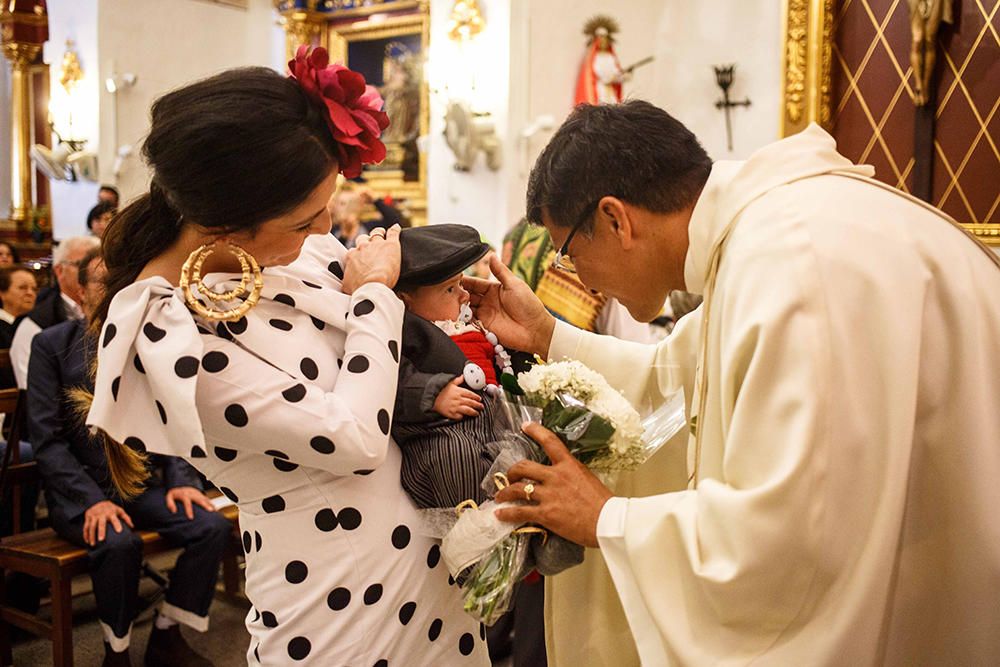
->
144 623 213 667
102 642 133 667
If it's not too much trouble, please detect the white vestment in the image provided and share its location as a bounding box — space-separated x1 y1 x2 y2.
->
546 125 1000 665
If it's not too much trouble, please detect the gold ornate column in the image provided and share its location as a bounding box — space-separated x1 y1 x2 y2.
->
274 1 329 62
2 1 48 225
780 0 835 137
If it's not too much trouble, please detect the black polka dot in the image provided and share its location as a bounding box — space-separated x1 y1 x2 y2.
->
398 601 416 625
479 622 486 641
448 575 456 586
354 469 375 476
214 446 238 462
262 495 285 513
374 661 388 667
314 508 338 532
227 317 248 335
347 356 370 373
111 376 121 401
190 446 206 458
220 487 239 503
302 280 322 290
310 316 326 331
310 436 335 454
353 299 375 317
202 351 229 373
133 354 145 374
269 318 293 332
251 608 260 622
282 384 307 402
174 356 200 378
363 583 383 605
391 525 411 550
273 458 299 472
225 404 249 427
255 532 262 551
328 261 344 279
459 633 475 656
338 507 362 530
285 560 308 584
327 587 351 611
287 637 311 661
300 358 319 381
265 449 288 459
428 618 443 642
337 358 344 369
254 645 260 662
378 409 391 435
123 437 146 452
388 340 399 362
102 323 117 348
242 531 252 553
427 544 441 569
216 322 234 341
155 401 167 425
143 322 166 342
261 611 278 628
274 293 296 308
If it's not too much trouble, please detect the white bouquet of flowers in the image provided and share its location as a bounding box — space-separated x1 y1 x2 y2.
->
432 359 687 625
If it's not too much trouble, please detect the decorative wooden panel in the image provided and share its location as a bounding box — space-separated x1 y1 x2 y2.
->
829 0 999 224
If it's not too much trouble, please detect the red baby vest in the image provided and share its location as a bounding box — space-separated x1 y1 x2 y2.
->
451 330 498 385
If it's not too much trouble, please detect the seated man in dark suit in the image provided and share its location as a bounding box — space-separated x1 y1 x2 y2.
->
27 248 232 667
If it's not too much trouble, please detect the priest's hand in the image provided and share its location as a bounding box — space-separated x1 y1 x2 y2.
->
462 255 556 357
493 422 613 548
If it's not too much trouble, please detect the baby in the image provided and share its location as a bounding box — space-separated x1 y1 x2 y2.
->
391 224 585 578
391 224 516 509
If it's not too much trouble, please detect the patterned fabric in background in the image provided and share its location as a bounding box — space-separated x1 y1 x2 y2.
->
503 219 606 332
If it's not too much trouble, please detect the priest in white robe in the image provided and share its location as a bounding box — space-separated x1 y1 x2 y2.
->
465 101 1000 666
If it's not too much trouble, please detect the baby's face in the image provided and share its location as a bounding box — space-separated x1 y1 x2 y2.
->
404 273 470 322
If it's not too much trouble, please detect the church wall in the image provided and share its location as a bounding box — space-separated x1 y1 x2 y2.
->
42 0 283 239
45 0 101 241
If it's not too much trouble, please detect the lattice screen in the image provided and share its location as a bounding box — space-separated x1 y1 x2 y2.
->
831 0 999 223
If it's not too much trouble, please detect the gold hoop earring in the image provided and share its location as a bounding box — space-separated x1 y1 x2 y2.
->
179 242 263 322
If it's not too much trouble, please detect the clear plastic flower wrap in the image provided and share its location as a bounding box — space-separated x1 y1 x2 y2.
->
429 360 689 625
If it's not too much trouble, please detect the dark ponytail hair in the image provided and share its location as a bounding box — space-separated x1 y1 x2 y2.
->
91 66 341 495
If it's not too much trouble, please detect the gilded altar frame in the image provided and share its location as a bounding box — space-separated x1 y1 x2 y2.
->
328 12 430 226
779 0 1000 244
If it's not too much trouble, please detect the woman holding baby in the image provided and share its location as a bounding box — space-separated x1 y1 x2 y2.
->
85 47 488 664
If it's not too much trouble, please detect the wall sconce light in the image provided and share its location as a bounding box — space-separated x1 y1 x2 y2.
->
447 0 485 43
713 64 751 152
105 71 137 94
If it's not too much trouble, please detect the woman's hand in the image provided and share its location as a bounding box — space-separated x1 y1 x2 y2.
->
342 224 401 294
462 255 556 356
433 377 484 419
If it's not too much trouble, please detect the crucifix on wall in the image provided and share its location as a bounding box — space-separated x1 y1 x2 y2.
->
907 0 954 201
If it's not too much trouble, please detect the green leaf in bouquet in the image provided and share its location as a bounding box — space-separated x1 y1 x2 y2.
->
501 372 525 396
541 403 617 465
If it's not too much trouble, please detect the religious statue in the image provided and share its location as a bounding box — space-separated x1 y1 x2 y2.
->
908 0 954 106
575 15 628 106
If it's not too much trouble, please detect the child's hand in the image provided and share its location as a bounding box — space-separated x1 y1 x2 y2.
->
433 377 484 420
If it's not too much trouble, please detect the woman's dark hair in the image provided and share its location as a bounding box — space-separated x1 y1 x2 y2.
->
92 66 342 497
526 100 712 230
87 201 117 230
77 246 103 287
97 66 340 330
0 241 21 264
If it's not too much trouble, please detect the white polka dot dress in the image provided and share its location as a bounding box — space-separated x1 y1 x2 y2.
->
87 235 489 665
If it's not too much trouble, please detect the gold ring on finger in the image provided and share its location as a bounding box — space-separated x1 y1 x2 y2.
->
523 482 535 502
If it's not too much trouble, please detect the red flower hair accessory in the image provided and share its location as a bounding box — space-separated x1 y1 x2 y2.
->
288 45 390 178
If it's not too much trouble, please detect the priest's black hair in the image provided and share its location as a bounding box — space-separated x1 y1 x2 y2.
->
526 100 712 231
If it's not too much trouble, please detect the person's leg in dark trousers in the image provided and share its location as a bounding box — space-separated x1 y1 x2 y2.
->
124 486 232 628
49 506 143 654
513 574 548 667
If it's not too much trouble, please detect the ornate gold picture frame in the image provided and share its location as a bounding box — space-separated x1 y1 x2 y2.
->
779 0 1000 244
328 12 430 226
